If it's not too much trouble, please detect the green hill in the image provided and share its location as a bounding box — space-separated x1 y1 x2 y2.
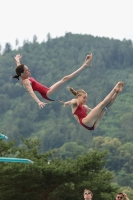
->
0 33 133 189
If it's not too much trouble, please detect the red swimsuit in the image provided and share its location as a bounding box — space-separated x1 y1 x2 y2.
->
73 104 95 131
28 77 54 101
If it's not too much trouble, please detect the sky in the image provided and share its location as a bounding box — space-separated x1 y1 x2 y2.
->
0 0 133 50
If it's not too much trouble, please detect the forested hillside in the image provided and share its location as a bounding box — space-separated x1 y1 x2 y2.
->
0 33 133 192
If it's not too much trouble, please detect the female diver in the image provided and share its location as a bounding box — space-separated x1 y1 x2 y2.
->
13 54 92 109
59 82 124 130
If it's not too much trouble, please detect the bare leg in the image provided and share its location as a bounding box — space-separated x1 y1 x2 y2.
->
87 82 124 128
93 109 106 129
106 92 118 108
82 82 124 127
47 55 92 100
93 92 119 129
106 82 124 109
94 93 119 128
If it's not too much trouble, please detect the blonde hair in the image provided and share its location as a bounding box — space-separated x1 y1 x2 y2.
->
84 189 93 197
67 87 87 97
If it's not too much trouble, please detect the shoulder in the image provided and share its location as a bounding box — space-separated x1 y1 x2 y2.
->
22 78 29 81
84 105 92 111
22 77 35 83
83 104 88 108
71 98 78 104
22 78 31 87
71 99 78 109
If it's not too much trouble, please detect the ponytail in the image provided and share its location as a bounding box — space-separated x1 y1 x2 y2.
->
12 64 25 81
12 75 20 80
68 87 87 97
67 87 77 96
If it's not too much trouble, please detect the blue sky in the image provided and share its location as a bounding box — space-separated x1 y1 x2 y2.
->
0 0 133 50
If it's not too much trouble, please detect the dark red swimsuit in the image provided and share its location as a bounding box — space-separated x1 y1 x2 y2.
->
29 77 54 101
73 104 95 131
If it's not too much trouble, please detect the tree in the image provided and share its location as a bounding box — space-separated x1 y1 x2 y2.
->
0 44 2 54
0 137 117 200
4 42 12 53
33 35 38 43
15 38 19 48
46 33 51 41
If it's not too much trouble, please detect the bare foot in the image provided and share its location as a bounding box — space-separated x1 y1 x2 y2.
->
85 54 92 67
114 82 122 93
114 82 124 93
118 82 124 92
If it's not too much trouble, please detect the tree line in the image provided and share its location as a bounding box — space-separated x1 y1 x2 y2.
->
0 33 133 195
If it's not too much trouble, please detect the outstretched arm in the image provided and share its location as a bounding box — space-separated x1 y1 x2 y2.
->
23 79 47 109
14 54 22 66
59 99 77 107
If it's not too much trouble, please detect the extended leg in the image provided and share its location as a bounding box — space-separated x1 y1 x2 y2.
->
93 92 119 128
82 82 123 127
106 92 118 109
106 82 124 108
47 55 92 100
91 87 123 129
93 108 106 129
